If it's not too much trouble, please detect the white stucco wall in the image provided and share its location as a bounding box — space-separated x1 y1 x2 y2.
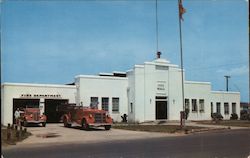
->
1 83 76 126
210 91 240 120
128 59 184 122
75 75 128 122
127 70 135 122
133 65 146 122
184 81 212 120
168 67 183 120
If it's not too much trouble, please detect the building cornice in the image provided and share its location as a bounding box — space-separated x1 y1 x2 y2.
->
1 82 76 89
185 81 211 85
75 75 128 80
211 91 240 94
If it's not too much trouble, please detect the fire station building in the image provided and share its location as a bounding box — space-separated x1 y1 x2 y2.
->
1 55 240 125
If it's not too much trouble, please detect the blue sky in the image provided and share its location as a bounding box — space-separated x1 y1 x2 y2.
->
1 0 249 101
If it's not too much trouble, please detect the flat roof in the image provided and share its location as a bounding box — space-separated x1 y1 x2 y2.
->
1 82 76 89
211 91 240 94
185 81 211 85
75 75 128 80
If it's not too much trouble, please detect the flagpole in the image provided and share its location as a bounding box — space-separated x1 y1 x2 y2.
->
178 0 185 128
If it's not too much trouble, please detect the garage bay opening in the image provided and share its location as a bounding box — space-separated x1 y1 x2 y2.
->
13 98 40 124
45 99 69 123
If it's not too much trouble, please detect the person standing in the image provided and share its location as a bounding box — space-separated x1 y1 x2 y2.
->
14 108 20 125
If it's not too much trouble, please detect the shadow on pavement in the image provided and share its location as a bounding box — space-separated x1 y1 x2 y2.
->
58 125 107 131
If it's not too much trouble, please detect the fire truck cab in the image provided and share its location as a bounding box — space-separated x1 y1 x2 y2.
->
19 108 47 127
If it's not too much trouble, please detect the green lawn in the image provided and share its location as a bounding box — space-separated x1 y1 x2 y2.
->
113 125 204 133
195 120 250 127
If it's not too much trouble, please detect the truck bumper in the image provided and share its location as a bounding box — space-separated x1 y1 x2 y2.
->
88 123 112 127
26 121 46 124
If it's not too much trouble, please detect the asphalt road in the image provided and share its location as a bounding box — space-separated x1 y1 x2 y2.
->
3 129 250 158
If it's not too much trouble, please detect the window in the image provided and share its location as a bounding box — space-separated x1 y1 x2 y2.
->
185 99 190 111
90 97 98 109
224 103 229 115
155 65 168 70
112 98 119 112
101 98 109 112
192 99 197 112
232 103 236 114
216 102 221 114
211 102 213 113
199 99 205 113
130 103 133 113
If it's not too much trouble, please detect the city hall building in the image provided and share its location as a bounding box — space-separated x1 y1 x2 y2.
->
1 54 240 125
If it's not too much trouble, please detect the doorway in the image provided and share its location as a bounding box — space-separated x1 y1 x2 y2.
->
155 96 168 120
44 99 69 123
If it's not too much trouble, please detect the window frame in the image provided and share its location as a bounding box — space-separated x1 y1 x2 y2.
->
192 99 197 112
112 97 119 113
224 102 229 115
216 102 221 114
101 97 109 112
90 97 98 109
199 99 205 113
232 103 236 114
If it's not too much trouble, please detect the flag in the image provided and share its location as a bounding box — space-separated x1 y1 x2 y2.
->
179 0 186 21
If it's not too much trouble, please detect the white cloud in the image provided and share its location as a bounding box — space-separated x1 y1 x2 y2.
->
216 65 249 76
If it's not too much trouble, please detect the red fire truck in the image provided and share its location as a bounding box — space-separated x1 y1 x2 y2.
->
19 108 47 127
62 106 113 130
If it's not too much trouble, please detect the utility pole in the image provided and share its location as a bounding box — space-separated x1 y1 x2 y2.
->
224 75 230 91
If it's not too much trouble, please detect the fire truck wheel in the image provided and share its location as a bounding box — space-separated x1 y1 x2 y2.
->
42 122 46 127
63 117 71 127
104 125 111 130
82 119 89 130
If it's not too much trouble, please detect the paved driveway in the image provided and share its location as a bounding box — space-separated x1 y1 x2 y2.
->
13 123 178 147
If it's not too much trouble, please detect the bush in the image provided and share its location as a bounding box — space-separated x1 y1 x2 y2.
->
240 110 250 120
230 113 238 120
211 113 223 121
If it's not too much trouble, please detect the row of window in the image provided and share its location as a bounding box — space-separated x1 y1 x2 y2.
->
90 97 119 112
185 99 205 113
185 98 237 115
211 102 236 115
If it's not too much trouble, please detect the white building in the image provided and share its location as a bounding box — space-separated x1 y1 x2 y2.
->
1 55 240 125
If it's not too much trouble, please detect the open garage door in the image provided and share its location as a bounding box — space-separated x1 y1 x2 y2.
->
45 99 69 123
13 99 40 124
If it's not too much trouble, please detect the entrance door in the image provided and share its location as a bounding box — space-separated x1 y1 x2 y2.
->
155 96 168 120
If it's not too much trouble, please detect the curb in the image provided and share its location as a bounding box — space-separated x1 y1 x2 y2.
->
186 127 228 134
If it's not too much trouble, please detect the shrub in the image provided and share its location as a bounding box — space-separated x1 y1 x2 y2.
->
211 113 223 121
240 110 250 120
230 113 238 120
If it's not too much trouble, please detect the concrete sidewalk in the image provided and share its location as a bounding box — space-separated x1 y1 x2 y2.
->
139 120 250 129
